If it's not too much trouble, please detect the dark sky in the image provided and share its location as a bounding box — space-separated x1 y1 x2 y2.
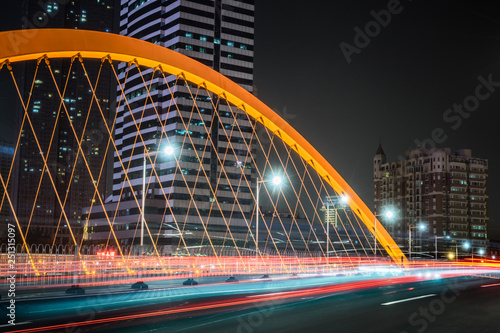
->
1 1 499 239
253 0 500 240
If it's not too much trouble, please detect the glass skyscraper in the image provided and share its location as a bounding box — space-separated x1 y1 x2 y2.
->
84 0 255 251
11 0 118 245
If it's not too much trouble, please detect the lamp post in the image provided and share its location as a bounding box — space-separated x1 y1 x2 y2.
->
373 209 395 257
432 235 450 260
478 248 485 260
409 223 426 260
131 145 174 290
140 145 174 255
448 242 462 260
463 242 471 261
326 200 330 258
255 175 282 255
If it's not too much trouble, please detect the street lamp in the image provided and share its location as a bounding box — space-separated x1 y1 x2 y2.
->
255 175 282 255
432 235 450 260
131 145 175 290
140 145 174 254
409 223 426 260
373 208 395 257
460 241 473 261
463 241 471 260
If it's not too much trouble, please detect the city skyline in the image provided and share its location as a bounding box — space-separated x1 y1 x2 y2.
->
1 3 500 331
0 0 498 240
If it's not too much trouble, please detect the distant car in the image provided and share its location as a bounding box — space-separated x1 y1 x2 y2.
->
183 278 198 285
225 276 238 283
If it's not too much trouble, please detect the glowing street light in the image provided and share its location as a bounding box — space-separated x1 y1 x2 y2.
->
409 223 426 260
373 208 395 257
458 241 472 261
432 235 451 260
340 195 349 204
132 145 175 290
271 175 282 186
256 174 282 255
141 145 175 253
164 145 175 156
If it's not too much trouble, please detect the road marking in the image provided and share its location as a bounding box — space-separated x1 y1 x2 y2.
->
381 294 436 306
481 283 500 288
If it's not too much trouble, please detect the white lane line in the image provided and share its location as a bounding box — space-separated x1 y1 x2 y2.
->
381 294 436 306
481 283 500 288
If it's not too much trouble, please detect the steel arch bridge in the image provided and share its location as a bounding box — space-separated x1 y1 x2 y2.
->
0 29 406 279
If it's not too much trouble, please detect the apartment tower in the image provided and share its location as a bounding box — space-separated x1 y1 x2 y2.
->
374 145 489 257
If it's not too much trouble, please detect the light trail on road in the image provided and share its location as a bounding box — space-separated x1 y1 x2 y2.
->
4 274 437 333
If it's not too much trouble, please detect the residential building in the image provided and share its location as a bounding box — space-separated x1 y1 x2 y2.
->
373 145 489 258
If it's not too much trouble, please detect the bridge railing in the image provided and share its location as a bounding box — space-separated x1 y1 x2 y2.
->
0 244 381 288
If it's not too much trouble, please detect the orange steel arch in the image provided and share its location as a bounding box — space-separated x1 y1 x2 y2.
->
0 29 407 266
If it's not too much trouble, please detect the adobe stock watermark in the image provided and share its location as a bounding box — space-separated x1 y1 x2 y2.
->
398 72 499 160
5 223 17 326
339 0 411 64
399 279 467 333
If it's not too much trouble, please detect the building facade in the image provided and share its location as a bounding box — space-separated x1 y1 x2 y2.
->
322 195 350 229
84 0 256 251
374 145 489 258
10 0 118 245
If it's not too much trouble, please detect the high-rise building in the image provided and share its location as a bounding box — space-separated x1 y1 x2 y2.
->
11 0 118 245
322 195 350 229
373 145 489 257
323 197 338 229
84 0 255 251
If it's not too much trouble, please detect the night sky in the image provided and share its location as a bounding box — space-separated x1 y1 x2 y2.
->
1 1 499 239
253 0 500 240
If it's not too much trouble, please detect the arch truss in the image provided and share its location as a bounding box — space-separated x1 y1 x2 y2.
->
0 29 406 276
